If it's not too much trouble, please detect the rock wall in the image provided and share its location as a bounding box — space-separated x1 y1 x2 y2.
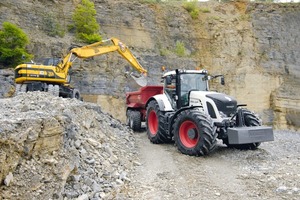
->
250 3 300 130
0 0 299 130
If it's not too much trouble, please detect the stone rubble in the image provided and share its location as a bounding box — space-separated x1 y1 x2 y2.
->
0 92 139 199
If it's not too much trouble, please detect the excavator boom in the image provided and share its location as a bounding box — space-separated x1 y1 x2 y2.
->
57 38 147 78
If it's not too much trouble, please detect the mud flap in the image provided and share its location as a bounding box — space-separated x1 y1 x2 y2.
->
227 126 274 144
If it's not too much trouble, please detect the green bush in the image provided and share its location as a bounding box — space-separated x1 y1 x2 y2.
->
78 33 102 44
183 1 199 19
190 9 199 19
0 22 33 68
72 0 102 43
42 13 65 37
175 41 185 57
159 48 170 56
199 7 210 13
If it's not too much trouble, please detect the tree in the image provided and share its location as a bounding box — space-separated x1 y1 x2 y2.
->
72 0 102 43
0 22 33 68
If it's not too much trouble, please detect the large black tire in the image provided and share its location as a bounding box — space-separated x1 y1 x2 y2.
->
15 84 21 95
48 84 54 95
126 110 131 126
146 100 172 143
129 110 141 132
53 85 59 97
224 109 262 150
172 109 217 156
72 89 81 99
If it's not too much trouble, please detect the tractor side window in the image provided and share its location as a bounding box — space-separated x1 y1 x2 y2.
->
180 74 191 107
164 75 177 107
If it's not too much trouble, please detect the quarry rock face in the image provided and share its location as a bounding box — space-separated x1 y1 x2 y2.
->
0 1 299 129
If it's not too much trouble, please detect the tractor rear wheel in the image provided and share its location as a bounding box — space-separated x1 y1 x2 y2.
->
128 110 141 132
146 100 172 143
173 109 217 156
224 109 261 150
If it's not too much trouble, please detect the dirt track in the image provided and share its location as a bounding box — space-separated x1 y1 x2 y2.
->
127 130 300 200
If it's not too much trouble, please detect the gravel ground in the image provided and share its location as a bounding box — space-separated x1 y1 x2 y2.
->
127 129 300 200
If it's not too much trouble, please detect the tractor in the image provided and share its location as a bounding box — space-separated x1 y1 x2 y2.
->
126 69 274 156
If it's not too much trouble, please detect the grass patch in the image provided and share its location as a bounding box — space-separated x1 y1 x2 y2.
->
183 1 200 20
174 41 185 57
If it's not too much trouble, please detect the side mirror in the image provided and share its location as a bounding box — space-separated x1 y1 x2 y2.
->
166 76 172 85
202 75 210 81
221 77 225 85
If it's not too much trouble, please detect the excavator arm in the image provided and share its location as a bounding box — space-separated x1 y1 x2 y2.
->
56 38 147 86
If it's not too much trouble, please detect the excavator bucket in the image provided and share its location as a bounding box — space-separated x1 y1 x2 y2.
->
130 73 147 87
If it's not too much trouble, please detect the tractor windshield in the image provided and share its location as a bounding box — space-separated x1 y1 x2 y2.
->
180 73 207 107
180 73 208 92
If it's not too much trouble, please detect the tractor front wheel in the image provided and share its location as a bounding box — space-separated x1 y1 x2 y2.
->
173 109 217 156
223 109 261 150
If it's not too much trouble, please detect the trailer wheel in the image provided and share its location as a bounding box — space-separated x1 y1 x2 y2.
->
129 110 141 132
146 100 171 143
173 109 217 156
126 110 131 126
224 109 261 150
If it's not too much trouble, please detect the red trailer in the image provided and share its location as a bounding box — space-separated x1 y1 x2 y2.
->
126 86 163 131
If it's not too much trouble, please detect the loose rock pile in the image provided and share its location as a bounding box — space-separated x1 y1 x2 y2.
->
0 92 139 199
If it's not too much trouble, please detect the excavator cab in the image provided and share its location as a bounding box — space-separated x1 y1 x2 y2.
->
42 58 60 66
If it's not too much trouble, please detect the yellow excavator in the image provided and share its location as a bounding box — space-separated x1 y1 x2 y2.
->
14 37 148 99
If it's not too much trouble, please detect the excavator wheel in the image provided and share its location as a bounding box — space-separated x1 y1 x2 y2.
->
15 84 25 95
72 89 81 100
223 109 261 150
172 109 217 156
20 84 27 93
53 85 59 97
48 84 55 95
146 100 172 143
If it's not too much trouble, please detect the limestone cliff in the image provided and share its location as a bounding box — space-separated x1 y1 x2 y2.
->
0 0 299 130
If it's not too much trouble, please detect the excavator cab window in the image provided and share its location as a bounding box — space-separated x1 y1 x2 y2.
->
42 58 60 66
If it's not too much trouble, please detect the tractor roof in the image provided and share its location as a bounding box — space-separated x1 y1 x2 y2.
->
162 69 208 78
